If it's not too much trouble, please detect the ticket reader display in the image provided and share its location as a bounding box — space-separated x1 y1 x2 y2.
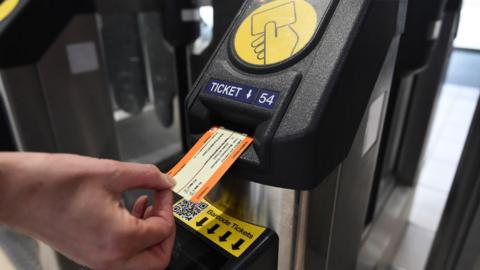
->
185 0 406 189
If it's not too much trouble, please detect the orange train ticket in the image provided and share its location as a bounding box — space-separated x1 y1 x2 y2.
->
167 127 253 202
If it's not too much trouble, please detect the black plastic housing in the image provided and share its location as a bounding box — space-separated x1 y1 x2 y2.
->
395 0 449 76
160 0 201 47
185 0 407 189
0 0 94 67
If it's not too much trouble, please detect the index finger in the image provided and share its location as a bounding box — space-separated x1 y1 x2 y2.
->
104 161 175 193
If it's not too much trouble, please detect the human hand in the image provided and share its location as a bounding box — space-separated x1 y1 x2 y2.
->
0 152 176 270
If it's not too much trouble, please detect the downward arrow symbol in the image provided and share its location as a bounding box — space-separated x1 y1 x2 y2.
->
196 217 208 227
232 239 245 250
207 224 220 234
246 89 252 99
219 231 232 242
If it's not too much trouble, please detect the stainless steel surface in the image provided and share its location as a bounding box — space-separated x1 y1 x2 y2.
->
0 73 24 151
293 191 310 270
36 15 119 158
1 15 121 158
98 11 183 163
288 165 341 270
0 65 58 152
115 102 182 163
1 13 182 163
207 175 307 270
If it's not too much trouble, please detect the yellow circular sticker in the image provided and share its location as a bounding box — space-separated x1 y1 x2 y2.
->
234 0 318 66
0 0 20 22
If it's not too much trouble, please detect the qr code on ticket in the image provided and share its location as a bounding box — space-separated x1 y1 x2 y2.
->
173 200 208 221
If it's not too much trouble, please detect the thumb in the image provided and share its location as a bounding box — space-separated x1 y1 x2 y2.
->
105 161 176 193
129 190 175 250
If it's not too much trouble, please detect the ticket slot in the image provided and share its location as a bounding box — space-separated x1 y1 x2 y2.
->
187 66 302 172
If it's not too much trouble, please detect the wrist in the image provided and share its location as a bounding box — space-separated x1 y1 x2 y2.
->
0 152 44 226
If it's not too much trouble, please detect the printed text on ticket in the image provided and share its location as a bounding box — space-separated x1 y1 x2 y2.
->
167 127 253 202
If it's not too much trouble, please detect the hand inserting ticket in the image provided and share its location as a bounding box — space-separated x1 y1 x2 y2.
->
167 127 253 202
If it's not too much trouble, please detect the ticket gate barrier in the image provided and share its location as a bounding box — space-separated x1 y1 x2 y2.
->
180 0 407 269
359 0 462 266
0 0 200 162
1 0 454 269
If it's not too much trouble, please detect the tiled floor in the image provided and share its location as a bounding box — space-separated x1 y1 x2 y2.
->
392 83 480 270
391 224 436 270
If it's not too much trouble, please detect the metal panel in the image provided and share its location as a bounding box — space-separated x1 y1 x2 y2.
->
395 12 458 186
36 15 119 158
206 176 307 270
0 66 57 152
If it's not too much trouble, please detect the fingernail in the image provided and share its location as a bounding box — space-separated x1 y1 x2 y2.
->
166 175 176 187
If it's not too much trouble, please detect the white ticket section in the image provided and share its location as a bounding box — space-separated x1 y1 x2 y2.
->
171 127 250 201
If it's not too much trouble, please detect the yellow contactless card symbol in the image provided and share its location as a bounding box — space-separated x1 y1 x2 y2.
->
234 0 318 66
0 0 19 22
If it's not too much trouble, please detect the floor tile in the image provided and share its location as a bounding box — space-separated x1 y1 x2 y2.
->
430 138 466 163
441 84 461 97
409 186 449 231
439 123 474 144
450 84 480 100
392 224 435 270
447 100 479 125
418 158 458 193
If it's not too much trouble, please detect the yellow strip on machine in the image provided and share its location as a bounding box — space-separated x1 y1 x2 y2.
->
0 0 20 22
173 198 266 257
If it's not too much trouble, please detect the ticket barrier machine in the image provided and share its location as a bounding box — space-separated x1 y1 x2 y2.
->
0 0 408 269
169 0 407 269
